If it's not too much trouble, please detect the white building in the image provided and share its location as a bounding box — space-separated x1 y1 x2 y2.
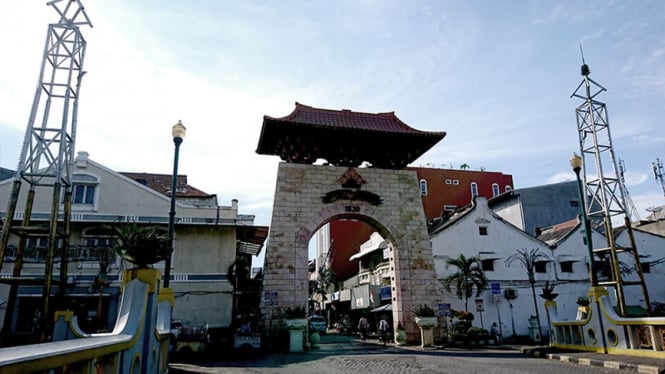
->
429 196 554 339
429 194 665 341
0 151 267 341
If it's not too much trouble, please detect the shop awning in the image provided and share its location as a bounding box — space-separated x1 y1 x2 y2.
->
236 225 269 256
370 304 392 313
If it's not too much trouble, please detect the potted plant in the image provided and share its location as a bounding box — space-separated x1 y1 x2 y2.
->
576 296 591 320
412 304 437 327
394 321 406 345
284 306 307 329
112 222 169 268
576 296 590 307
412 304 437 347
284 306 308 352
539 281 559 301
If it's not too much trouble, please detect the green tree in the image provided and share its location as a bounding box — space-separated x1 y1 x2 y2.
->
309 266 335 313
460 163 470 170
442 254 488 311
505 248 550 341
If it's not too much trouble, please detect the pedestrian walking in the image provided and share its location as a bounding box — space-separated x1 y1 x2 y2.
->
358 315 369 342
378 315 389 347
490 322 501 344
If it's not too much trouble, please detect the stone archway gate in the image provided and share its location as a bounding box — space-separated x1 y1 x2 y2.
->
261 162 444 343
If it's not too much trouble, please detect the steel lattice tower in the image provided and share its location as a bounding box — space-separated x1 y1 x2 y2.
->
619 159 640 222
571 57 650 317
653 158 665 200
0 0 92 342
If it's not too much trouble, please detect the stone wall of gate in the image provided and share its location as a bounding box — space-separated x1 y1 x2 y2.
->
261 162 444 343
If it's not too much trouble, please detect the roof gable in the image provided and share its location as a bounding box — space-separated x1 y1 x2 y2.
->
536 217 581 246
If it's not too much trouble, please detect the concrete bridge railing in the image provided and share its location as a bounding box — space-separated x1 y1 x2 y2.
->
546 286 665 359
0 268 173 374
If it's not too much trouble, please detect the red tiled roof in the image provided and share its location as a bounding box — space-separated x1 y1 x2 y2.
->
257 102 446 169
263 102 441 135
120 172 210 198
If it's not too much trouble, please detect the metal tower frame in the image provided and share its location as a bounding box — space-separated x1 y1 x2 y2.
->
619 159 640 222
571 58 650 317
0 0 92 342
653 158 665 200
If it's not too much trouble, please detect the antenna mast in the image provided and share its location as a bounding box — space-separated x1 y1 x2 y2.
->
571 47 650 316
619 159 640 222
653 158 665 199
0 0 92 343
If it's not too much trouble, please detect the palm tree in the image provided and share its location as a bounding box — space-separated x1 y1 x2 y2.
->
459 163 470 170
442 253 488 311
505 248 550 341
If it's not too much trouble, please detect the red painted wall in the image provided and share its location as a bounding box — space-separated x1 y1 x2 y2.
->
328 168 513 281
328 219 374 281
409 167 514 222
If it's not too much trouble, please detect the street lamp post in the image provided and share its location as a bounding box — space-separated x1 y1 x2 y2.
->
165 120 186 288
570 153 596 286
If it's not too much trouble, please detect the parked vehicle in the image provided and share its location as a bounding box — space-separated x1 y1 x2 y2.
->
335 317 354 335
173 323 210 355
309 315 327 335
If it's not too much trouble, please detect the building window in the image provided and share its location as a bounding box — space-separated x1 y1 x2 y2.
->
481 259 494 271
505 185 512 192
25 237 49 262
535 261 548 273
492 183 500 197
478 226 488 236
560 262 574 273
570 200 579 207
640 262 651 273
452 179 459 185
71 174 98 207
445 179 452 185
419 179 428 195
72 227 117 263
470 182 478 197
73 184 95 204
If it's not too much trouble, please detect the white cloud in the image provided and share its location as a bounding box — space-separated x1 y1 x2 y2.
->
1 1 664 263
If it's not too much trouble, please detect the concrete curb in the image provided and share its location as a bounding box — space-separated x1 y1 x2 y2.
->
520 347 664 374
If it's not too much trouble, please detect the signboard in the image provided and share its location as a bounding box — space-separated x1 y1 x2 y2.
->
438 303 451 317
264 291 278 306
475 298 484 312
490 282 501 295
493 294 502 303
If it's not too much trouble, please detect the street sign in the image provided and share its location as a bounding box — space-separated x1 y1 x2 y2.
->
264 291 278 306
439 303 451 317
491 282 501 295
475 298 484 312
493 294 502 303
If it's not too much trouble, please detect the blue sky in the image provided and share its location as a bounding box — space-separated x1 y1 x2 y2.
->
1 1 664 264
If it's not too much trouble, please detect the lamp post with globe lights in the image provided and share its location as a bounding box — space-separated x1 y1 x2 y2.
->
165 120 186 287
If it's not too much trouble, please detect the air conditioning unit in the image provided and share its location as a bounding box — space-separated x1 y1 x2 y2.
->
504 288 518 299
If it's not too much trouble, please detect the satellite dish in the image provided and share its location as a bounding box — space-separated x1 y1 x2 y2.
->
646 206 663 213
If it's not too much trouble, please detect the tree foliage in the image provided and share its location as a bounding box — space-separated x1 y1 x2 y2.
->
112 222 169 268
504 248 550 284
442 253 488 311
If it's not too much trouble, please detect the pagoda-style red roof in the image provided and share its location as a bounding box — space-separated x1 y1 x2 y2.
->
256 102 446 169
